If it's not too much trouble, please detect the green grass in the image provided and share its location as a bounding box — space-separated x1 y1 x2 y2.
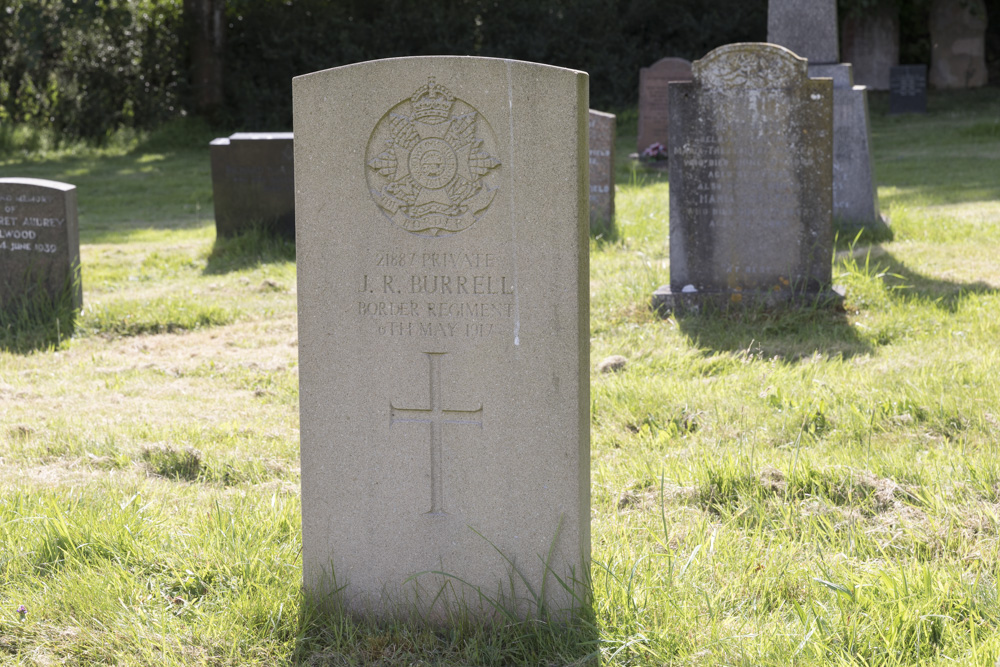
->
1 86 999 664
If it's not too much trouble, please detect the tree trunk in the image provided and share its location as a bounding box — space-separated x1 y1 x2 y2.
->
186 0 226 117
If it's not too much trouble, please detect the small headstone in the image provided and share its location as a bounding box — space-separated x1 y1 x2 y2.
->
588 109 615 236
768 0 839 64
294 57 590 621
841 5 899 90
652 44 835 314
929 0 988 89
0 178 81 313
210 132 295 239
637 57 692 155
889 65 928 114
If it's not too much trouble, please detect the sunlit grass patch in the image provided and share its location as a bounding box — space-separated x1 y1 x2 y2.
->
78 297 238 338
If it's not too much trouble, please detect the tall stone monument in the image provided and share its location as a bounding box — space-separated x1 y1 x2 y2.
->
768 0 882 230
209 132 295 239
294 57 590 621
637 57 692 155
652 44 835 314
588 109 615 237
0 178 81 313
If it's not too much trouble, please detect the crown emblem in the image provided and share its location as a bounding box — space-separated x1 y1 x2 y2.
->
411 77 455 122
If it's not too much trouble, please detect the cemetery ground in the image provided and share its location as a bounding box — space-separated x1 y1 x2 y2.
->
0 87 999 665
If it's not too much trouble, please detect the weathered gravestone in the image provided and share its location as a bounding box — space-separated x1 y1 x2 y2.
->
588 109 615 236
294 57 591 621
652 44 835 314
210 132 295 239
929 0 988 89
841 5 899 91
889 65 928 114
637 57 692 156
0 178 81 313
769 0 882 229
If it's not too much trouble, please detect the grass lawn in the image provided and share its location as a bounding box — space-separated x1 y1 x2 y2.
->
1 87 999 665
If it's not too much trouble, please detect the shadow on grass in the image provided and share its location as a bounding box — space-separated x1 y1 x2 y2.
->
857 247 999 313
672 246 998 361
673 299 871 361
203 224 296 275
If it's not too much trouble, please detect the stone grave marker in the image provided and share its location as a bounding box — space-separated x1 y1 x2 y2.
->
769 0 882 228
294 57 590 621
637 57 692 155
889 65 928 114
652 44 835 314
210 131 295 239
841 5 899 90
0 178 81 312
588 109 615 236
929 0 988 89
768 0 839 64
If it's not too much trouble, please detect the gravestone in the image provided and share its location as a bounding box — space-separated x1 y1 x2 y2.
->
768 0 839 64
889 65 928 114
210 132 295 239
588 109 615 236
652 44 835 314
294 57 590 621
0 178 81 312
768 0 882 228
637 57 692 155
929 0 988 89
841 5 899 90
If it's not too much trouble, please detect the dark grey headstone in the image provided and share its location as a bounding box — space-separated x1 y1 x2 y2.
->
929 0 988 89
889 65 928 114
0 178 81 313
653 43 835 314
768 0 839 64
210 132 295 239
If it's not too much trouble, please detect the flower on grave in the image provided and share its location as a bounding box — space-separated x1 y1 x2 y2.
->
16 605 27 620
641 142 668 161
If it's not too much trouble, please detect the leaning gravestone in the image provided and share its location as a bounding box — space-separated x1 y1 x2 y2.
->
768 0 882 229
588 109 615 237
652 44 834 314
294 57 590 621
637 57 692 156
209 132 295 239
889 65 928 114
0 178 81 313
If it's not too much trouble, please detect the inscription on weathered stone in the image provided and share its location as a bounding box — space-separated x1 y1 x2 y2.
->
588 109 615 236
0 178 81 312
294 56 590 622
652 44 834 313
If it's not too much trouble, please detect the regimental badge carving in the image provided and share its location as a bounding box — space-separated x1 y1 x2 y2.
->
366 77 502 237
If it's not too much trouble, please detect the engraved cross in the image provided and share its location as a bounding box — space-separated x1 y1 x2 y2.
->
390 352 483 515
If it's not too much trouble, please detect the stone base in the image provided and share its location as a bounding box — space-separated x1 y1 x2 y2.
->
651 285 844 317
808 64 881 229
